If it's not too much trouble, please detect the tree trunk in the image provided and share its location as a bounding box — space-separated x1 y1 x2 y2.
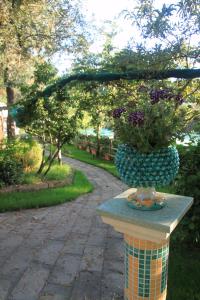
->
42 139 67 177
42 148 60 177
57 149 62 165
96 125 101 157
6 86 15 139
37 145 46 174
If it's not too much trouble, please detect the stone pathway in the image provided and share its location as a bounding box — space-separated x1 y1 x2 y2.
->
0 156 128 300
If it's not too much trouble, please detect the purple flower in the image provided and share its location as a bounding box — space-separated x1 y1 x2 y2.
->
150 90 160 104
175 94 184 105
150 89 173 104
112 107 126 118
128 111 145 126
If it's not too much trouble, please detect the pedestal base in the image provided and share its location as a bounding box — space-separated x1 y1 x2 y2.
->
97 190 193 300
124 235 169 300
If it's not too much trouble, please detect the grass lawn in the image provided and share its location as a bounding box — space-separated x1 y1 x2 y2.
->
0 170 93 212
22 162 72 184
167 245 200 300
62 144 119 177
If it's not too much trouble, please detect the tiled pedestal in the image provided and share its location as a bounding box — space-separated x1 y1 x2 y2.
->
124 235 168 300
97 189 193 300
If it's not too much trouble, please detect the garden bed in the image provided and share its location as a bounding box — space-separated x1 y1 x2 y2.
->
0 169 75 194
0 170 93 212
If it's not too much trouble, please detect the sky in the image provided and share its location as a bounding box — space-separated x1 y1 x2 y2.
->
53 0 179 74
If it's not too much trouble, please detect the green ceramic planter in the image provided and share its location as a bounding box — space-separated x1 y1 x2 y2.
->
115 145 179 210
115 144 179 187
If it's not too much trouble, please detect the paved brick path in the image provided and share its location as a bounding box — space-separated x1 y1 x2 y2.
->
0 156 127 300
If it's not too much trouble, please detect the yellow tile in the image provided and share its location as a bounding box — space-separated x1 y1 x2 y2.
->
133 274 138 297
150 279 156 289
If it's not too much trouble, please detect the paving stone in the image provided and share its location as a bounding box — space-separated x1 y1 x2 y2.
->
0 233 24 252
9 262 50 300
39 283 72 300
39 295 65 300
1 156 127 300
61 234 88 255
87 226 107 247
80 246 104 272
30 226 54 241
101 271 124 300
0 278 12 300
103 258 124 274
23 235 47 249
47 223 72 241
104 237 124 261
70 271 101 300
10 222 34 236
1 246 36 280
91 215 108 229
79 207 95 218
48 254 81 286
34 240 65 265
0 227 11 239
107 226 123 239
71 218 92 235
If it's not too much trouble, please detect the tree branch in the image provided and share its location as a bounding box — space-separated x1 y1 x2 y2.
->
38 69 200 100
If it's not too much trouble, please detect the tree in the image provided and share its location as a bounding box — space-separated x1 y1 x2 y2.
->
69 38 117 157
19 62 83 176
0 0 87 138
124 1 199 59
77 82 114 157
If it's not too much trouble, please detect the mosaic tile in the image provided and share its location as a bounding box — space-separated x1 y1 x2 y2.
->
124 235 169 300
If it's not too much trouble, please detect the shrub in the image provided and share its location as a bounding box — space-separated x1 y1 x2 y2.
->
14 137 42 172
1 137 42 172
0 157 23 186
172 142 200 247
0 137 42 186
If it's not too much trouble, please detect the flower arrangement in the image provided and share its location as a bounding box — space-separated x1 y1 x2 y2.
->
112 84 199 209
112 85 198 153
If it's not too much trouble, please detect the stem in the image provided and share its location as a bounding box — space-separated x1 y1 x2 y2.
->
6 86 16 139
96 125 101 157
37 145 46 174
37 143 52 174
57 149 62 165
42 148 60 177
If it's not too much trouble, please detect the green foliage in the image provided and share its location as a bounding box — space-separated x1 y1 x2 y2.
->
0 157 23 187
14 137 42 172
45 164 72 181
172 142 200 246
21 163 72 184
0 170 93 212
167 246 200 300
0 0 87 86
18 62 83 176
1 137 42 172
0 137 42 186
112 84 199 153
33 62 58 86
22 173 42 185
63 144 119 177
123 0 200 69
74 134 113 157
